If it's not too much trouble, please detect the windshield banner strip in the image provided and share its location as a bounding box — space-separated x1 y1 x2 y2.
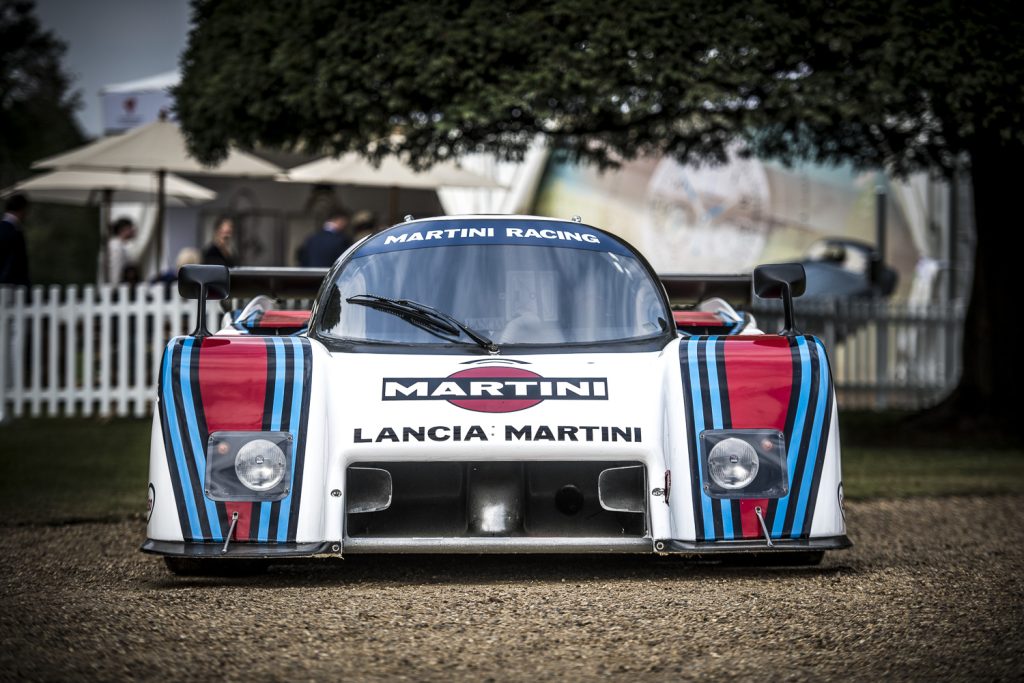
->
355 220 631 257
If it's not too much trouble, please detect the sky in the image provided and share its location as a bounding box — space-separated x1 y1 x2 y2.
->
34 0 192 138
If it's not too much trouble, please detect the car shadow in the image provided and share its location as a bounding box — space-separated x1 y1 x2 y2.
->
142 552 858 590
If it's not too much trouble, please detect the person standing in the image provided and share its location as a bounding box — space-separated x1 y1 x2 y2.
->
106 217 138 283
297 208 353 267
0 193 30 286
202 217 237 268
350 209 380 243
151 247 202 284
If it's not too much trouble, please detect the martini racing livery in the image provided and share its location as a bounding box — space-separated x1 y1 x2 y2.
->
143 215 849 574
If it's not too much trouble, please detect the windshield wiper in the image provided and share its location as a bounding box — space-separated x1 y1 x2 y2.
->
346 294 499 355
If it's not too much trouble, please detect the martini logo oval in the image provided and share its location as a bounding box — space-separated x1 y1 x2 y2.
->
382 367 609 413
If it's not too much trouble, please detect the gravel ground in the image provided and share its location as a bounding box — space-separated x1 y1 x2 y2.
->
2 496 1023 682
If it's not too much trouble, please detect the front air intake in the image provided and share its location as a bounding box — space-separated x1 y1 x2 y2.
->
345 461 647 539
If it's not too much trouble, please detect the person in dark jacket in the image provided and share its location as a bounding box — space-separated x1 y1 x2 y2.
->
0 193 30 286
297 208 353 267
201 217 237 268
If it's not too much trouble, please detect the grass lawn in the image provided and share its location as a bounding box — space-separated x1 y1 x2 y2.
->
1 418 1022 524
842 447 1024 499
0 417 151 524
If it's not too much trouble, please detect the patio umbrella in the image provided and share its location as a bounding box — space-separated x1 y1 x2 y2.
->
284 154 504 189
4 169 218 283
33 120 281 267
4 169 216 207
282 153 503 222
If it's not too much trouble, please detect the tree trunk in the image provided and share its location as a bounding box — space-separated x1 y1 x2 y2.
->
928 136 1022 436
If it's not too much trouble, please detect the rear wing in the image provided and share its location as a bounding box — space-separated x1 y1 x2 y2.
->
223 268 752 306
660 274 752 306
228 267 329 299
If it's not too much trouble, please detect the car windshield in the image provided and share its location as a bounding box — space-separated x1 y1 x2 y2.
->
317 225 669 346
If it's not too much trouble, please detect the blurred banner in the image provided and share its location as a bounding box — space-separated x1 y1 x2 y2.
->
533 151 949 301
100 71 178 134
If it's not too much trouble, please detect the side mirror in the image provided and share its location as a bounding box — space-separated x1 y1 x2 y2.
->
753 263 806 336
178 264 230 337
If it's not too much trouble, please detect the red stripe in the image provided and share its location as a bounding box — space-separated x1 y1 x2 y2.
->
198 338 270 541
723 337 793 539
737 500 768 539
224 502 253 539
257 310 310 327
673 311 729 326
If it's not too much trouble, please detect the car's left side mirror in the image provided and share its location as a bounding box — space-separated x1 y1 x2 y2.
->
178 264 230 337
753 263 806 336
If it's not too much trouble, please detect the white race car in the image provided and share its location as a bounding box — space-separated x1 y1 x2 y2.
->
143 215 849 574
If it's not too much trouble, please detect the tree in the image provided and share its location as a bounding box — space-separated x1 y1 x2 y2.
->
0 0 82 186
177 0 1024 430
0 0 95 284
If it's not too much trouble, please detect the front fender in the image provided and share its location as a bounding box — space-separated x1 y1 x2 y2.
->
146 335 326 545
667 334 847 544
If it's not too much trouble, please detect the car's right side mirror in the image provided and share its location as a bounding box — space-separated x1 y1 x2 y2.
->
753 263 806 336
178 264 230 337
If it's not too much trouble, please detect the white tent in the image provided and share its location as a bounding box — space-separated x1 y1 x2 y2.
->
34 120 280 178
5 169 215 207
283 153 504 222
34 120 281 268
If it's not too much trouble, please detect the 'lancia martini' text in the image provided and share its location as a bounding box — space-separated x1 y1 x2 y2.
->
353 425 642 443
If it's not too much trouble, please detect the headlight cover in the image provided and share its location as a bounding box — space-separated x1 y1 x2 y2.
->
700 429 788 499
235 439 287 491
708 437 759 489
205 431 292 501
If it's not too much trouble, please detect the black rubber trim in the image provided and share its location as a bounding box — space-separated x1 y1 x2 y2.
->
310 333 675 355
141 539 335 558
655 534 851 554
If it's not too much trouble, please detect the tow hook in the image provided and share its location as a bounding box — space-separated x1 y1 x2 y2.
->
754 506 774 547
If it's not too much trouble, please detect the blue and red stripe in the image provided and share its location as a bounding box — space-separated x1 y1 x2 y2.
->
678 334 833 541
158 335 313 543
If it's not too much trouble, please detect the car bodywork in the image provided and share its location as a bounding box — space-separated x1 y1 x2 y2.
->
143 216 849 569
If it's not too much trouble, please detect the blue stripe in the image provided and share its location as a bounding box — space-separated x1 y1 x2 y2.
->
179 338 222 541
270 338 286 430
162 341 202 539
720 498 734 539
772 337 812 538
257 338 287 542
258 501 272 540
704 337 734 539
687 341 715 540
790 340 830 537
705 337 723 427
276 338 304 542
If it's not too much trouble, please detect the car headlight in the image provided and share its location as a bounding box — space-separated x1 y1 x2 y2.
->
235 439 287 491
700 429 788 499
205 431 293 501
707 437 759 489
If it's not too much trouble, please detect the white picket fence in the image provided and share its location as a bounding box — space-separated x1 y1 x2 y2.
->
1 284 966 420
751 298 966 410
0 284 222 420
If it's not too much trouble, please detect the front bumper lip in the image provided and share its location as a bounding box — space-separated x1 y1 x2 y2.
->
655 534 852 554
141 539 336 558
142 535 851 557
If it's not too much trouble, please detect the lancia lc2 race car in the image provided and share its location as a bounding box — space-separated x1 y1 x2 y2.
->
143 215 849 574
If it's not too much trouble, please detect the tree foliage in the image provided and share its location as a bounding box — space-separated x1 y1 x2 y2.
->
178 0 1022 176
0 0 95 284
0 0 83 187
